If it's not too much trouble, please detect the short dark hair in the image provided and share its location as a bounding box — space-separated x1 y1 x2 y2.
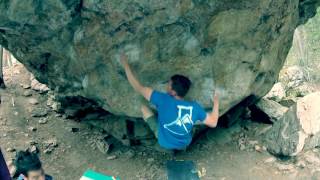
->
170 74 192 97
14 151 42 178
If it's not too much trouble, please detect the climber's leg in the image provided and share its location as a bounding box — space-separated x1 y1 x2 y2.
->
141 105 158 138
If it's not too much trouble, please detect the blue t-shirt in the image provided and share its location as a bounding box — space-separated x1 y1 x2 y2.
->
150 90 207 149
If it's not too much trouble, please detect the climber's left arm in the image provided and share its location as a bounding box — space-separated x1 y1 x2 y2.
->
120 53 153 101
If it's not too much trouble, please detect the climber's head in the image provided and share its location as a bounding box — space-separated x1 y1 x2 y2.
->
167 74 192 98
14 151 45 180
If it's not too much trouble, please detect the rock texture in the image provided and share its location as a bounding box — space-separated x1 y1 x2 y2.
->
264 82 286 102
0 1 319 117
279 66 305 89
30 74 50 93
251 98 288 123
264 92 320 156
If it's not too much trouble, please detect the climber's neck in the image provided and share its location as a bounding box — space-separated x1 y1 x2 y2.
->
173 95 183 100
168 91 184 100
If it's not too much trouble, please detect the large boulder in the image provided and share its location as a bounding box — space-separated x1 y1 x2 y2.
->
264 92 320 156
264 82 286 102
286 82 317 98
0 1 319 117
250 98 288 123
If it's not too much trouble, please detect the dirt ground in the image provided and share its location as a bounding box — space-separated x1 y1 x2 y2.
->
1 63 320 180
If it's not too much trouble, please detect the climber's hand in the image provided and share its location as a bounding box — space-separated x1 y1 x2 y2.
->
202 90 220 128
120 53 129 67
213 91 219 104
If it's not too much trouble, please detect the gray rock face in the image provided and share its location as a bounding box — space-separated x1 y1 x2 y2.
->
253 98 288 123
0 1 319 117
264 92 320 156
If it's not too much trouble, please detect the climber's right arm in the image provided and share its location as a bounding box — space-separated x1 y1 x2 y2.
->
203 92 219 128
120 53 153 101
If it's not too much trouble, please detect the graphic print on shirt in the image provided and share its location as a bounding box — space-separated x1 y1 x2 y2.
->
164 105 194 136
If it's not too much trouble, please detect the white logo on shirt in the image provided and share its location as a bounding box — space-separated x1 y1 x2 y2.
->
163 105 193 136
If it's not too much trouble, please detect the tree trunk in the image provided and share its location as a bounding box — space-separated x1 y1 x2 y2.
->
0 46 5 89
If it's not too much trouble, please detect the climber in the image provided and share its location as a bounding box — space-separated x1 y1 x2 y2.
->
120 53 219 150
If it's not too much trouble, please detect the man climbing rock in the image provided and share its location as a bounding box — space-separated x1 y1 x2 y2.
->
120 53 219 150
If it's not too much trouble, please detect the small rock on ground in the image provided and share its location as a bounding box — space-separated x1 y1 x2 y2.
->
264 157 276 163
38 118 48 124
29 145 39 153
31 108 48 117
21 83 31 89
107 155 117 160
276 163 295 171
96 139 112 154
28 98 39 105
28 126 37 131
23 90 33 97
